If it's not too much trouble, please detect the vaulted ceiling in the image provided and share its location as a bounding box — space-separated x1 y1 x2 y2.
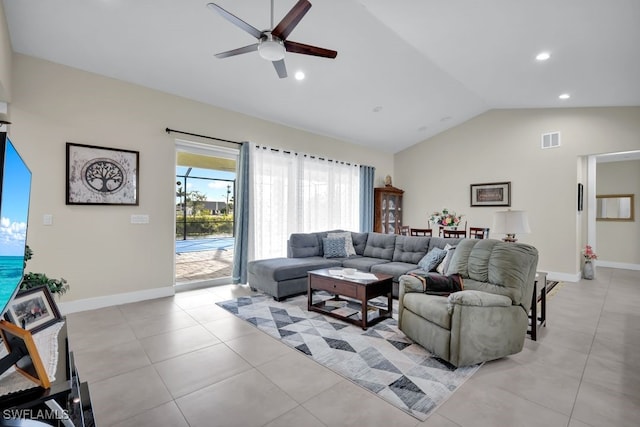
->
4 0 639 153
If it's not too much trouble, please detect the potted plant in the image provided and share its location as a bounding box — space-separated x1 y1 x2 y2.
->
582 245 597 280
21 245 69 296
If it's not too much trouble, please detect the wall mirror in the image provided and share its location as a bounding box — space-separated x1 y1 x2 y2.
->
596 194 635 221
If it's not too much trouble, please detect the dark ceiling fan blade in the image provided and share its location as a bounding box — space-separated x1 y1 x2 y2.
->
272 0 312 40
207 3 263 39
284 40 337 58
272 59 287 78
215 43 259 59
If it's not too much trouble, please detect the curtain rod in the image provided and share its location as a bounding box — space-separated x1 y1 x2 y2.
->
165 128 242 146
255 145 358 167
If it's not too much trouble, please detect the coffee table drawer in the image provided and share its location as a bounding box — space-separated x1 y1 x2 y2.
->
329 281 357 297
311 276 357 297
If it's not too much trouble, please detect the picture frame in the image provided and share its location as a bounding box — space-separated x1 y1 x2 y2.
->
0 320 51 388
4 286 62 333
66 142 139 205
578 183 584 211
470 182 511 207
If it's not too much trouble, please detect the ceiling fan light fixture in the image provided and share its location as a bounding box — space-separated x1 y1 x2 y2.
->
258 36 286 61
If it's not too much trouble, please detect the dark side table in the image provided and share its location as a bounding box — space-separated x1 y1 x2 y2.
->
528 272 547 341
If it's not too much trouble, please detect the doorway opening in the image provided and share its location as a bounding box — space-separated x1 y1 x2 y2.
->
175 141 237 287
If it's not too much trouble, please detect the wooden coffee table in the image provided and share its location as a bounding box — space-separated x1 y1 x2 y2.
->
307 268 393 330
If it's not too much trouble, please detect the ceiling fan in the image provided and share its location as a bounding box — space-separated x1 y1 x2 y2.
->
207 0 337 78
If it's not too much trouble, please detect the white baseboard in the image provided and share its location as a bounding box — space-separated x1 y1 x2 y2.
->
58 285 175 315
596 260 640 271
542 271 581 283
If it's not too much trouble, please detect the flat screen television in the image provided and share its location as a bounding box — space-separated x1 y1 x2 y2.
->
0 132 32 318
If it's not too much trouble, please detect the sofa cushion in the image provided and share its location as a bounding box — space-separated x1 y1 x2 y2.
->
351 232 369 255
418 248 447 271
323 237 348 258
447 239 538 306
249 257 342 282
402 292 451 330
371 262 418 282
341 256 389 272
289 233 322 258
327 232 356 256
428 237 462 252
363 232 396 260
392 235 430 263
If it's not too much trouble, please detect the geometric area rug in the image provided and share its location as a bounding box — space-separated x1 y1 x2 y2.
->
216 293 482 421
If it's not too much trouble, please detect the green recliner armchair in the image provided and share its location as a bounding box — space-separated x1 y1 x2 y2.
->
398 239 539 367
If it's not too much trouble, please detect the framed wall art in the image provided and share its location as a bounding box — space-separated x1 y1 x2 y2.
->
66 142 139 205
470 182 511 207
578 183 584 211
4 286 62 333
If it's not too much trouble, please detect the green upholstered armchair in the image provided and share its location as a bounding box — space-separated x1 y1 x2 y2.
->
398 239 539 367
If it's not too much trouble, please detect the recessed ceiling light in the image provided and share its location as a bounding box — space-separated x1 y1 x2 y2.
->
559 93 570 100
294 71 305 80
536 52 551 61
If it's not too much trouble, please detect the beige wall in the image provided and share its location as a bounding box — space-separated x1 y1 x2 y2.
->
9 54 393 305
0 3 11 101
394 108 640 278
596 160 640 265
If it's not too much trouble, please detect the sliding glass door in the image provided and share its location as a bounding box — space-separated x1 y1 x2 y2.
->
175 140 238 287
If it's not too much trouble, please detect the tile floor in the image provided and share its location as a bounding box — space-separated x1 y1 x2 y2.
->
66 267 640 427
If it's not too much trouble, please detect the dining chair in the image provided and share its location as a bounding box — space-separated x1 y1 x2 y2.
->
442 229 467 238
469 227 490 239
399 225 410 236
410 228 432 236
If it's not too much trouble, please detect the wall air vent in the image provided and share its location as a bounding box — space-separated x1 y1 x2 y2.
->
541 131 561 149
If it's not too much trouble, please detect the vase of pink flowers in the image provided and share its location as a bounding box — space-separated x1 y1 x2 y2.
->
429 208 464 229
582 245 597 280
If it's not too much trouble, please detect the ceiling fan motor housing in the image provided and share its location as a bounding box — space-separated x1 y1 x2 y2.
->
258 33 285 61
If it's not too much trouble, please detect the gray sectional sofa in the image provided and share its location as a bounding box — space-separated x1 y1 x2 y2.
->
248 230 462 300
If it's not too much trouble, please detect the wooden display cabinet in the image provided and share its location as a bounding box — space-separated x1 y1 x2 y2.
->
374 186 404 234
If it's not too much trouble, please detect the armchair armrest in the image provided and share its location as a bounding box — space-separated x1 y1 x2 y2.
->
398 274 426 294
447 290 512 309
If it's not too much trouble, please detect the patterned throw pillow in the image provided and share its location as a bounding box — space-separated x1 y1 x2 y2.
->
436 244 457 275
327 232 356 256
323 237 348 258
418 247 447 271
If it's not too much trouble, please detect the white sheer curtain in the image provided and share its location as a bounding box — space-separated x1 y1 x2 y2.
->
251 146 360 260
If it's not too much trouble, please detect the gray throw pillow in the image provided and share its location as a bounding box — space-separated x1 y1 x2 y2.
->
323 237 347 258
418 248 447 271
327 231 356 256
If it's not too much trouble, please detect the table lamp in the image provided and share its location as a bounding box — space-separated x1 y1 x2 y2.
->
492 210 530 242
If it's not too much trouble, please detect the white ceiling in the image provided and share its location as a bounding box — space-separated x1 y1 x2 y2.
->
3 0 640 153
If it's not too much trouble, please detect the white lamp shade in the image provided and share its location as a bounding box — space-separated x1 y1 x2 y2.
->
492 210 531 235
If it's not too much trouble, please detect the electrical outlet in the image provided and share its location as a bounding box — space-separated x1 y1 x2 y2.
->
130 214 149 224
43 214 53 225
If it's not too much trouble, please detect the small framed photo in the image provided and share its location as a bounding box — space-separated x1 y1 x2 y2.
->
5 286 62 333
0 320 51 388
66 142 139 205
470 182 511 207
